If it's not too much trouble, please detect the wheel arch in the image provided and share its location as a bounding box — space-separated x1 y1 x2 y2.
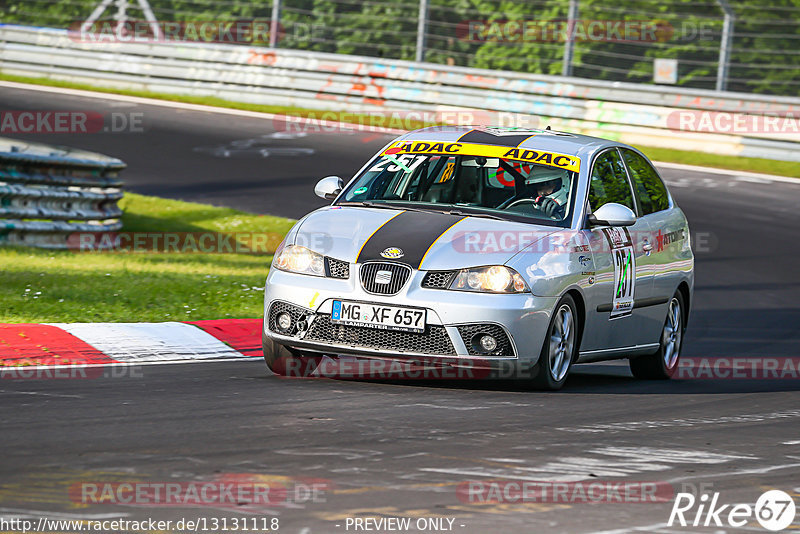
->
564 287 586 353
676 281 691 329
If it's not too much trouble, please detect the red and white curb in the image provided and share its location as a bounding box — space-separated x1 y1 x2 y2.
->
0 319 263 369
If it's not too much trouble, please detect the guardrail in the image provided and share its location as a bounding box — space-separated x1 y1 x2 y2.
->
1 24 799 163
0 135 125 249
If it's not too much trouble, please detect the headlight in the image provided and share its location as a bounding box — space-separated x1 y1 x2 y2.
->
272 245 325 277
449 266 528 293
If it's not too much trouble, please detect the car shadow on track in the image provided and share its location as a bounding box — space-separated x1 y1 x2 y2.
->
261 363 800 395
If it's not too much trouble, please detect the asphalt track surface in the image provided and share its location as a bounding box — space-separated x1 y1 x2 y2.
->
1 85 799 533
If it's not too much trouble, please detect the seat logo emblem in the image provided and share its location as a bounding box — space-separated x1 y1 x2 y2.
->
380 247 404 259
375 270 393 285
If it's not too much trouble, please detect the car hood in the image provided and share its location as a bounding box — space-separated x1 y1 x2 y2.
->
292 206 561 270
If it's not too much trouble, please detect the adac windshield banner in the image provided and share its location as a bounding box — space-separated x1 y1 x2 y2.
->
382 141 581 173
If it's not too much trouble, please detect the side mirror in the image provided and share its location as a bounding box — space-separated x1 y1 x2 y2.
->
314 176 343 201
588 203 637 227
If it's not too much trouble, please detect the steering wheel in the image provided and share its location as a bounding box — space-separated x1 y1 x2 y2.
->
496 193 529 210
504 198 541 210
504 197 564 219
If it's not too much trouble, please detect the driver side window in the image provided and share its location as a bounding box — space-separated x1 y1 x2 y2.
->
588 149 635 213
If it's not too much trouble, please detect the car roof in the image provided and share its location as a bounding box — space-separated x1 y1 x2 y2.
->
398 125 630 160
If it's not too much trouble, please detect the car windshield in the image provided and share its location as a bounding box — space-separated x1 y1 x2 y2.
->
338 149 579 226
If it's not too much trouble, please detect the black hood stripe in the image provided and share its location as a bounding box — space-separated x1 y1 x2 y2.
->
356 211 465 269
355 211 404 262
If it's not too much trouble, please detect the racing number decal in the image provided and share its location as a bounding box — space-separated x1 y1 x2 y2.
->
611 246 635 318
603 228 636 319
369 154 426 173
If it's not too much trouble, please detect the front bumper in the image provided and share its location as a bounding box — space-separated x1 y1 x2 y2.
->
263 267 559 368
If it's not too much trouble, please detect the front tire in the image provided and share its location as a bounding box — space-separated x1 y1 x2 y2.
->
262 332 321 377
629 291 685 379
532 295 579 390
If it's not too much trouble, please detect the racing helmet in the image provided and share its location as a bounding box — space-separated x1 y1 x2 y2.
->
525 166 570 205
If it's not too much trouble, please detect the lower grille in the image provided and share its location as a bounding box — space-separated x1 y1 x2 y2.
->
305 315 456 355
268 301 309 335
456 324 515 357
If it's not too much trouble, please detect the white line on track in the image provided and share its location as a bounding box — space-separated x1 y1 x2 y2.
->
666 461 800 482
590 524 684 534
0 389 83 398
395 403 491 410
556 409 800 433
0 81 405 134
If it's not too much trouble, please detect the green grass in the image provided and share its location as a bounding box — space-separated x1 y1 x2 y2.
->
641 146 800 178
4 72 797 178
0 193 295 323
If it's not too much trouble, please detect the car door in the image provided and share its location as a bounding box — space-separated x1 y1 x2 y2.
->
580 148 656 354
620 148 690 346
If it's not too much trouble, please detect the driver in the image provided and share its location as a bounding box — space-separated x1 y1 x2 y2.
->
525 166 569 218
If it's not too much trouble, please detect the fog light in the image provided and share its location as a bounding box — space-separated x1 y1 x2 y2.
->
472 333 497 354
276 312 292 332
480 335 498 353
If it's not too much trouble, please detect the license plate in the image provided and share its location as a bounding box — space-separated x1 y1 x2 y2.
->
331 300 426 333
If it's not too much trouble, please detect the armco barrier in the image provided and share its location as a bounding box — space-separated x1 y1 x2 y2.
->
1 25 799 162
0 136 125 248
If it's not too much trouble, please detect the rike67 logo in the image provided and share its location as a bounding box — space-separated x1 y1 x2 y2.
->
669 490 796 531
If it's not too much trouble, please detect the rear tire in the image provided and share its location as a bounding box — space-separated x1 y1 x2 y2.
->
532 295 579 391
629 291 685 379
262 332 321 377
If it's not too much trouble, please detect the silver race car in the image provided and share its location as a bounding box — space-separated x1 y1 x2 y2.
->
263 126 693 389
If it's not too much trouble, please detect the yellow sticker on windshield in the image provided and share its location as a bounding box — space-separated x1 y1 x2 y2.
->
439 161 455 183
382 141 580 173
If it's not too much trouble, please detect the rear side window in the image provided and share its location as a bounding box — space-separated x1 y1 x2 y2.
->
588 149 635 212
621 149 670 214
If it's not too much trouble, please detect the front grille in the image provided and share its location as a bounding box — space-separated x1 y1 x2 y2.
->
360 262 411 295
305 315 456 355
268 301 309 335
325 257 350 279
422 270 456 289
456 324 515 357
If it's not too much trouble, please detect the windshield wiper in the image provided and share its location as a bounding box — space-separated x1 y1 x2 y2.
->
448 209 505 220
340 201 435 214
340 202 506 219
